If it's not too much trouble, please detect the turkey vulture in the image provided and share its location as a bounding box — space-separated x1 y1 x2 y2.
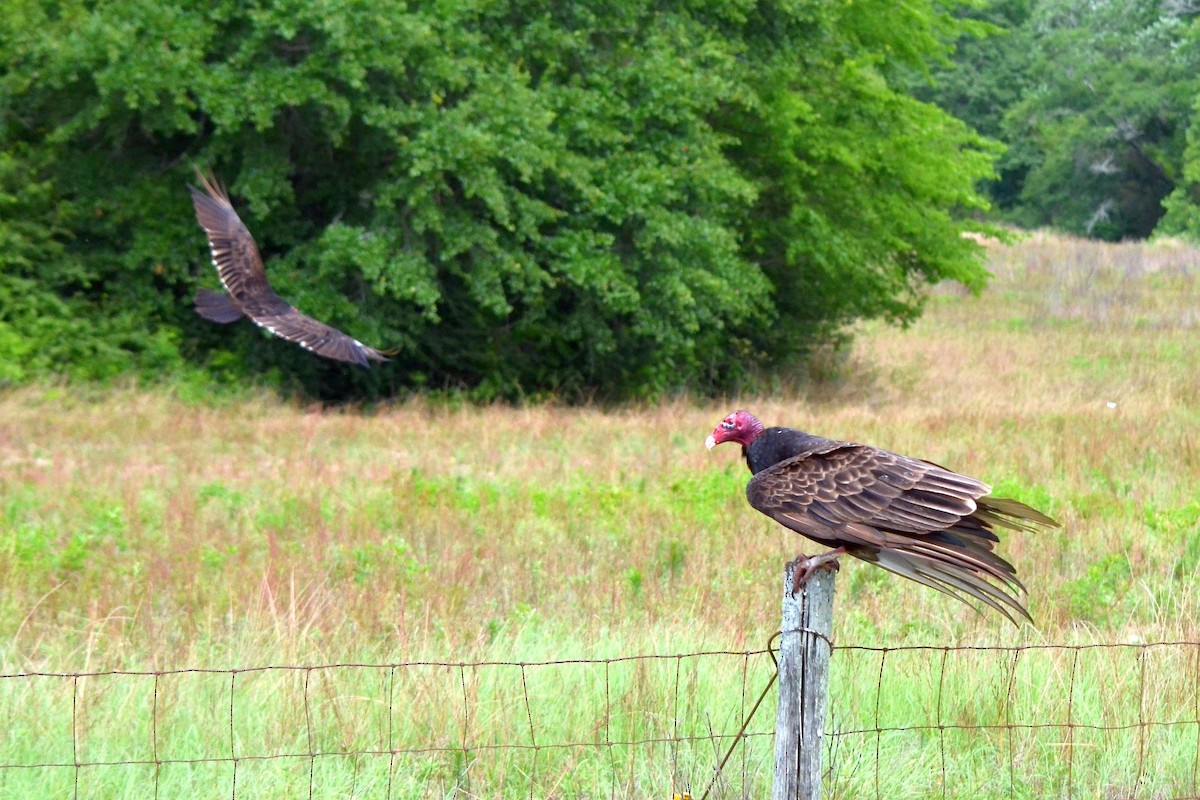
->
189 171 389 367
706 410 1059 624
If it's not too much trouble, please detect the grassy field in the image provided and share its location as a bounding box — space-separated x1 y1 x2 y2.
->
2 232 1199 798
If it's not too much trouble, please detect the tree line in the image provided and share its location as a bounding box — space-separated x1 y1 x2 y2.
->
1 0 1194 400
918 0 1200 241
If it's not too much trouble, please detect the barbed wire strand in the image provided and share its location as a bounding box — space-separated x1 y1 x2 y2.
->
1066 645 1078 800
697 630 783 800
385 665 396 800
71 675 79 800
1194 643 1200 798
5 642 1200 798
1137 646 1148 795
229 670 237 800
459 663 471 796
740 651 751 792
152 672 160 800
520 664 536 800
671 655 682 796
603 659 615 800
873 648 887 800
1005 648 1020 800
936 646 948 800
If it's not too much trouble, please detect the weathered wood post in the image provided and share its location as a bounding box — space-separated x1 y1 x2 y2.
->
772 557 836 800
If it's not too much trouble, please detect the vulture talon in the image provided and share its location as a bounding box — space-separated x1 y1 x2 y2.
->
790 548 845 594
707 411 1059 625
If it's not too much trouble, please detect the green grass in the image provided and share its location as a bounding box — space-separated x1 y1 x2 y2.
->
2 231 1200 797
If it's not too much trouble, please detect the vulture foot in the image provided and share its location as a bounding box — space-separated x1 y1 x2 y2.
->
790 548 845 595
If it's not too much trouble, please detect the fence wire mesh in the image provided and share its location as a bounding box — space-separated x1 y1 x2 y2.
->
2 641 1198 799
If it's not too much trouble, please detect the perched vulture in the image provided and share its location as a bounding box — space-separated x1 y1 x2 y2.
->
706 410 1059 624
189 172 388 367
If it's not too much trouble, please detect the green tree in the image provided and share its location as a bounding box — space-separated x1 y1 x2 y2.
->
719 0 1003 357
905 0 1036 212
1160 13 1200 239
998 0 1198 239
0 0 1000 399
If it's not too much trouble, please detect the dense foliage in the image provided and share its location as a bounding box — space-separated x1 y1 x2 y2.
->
919 0 1200 241
1 0 1000 399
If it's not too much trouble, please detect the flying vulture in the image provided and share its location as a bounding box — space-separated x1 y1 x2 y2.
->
706 410 1059 624
189 172 388 367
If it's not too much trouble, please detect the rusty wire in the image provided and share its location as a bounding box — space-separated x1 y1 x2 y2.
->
2 641 1198 799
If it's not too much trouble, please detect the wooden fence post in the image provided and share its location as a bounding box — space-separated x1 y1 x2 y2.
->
772 557 836 800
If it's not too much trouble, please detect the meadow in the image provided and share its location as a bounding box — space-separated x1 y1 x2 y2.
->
1 232 1199 798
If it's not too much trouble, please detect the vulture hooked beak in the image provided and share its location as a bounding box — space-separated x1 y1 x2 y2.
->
704 434 717 450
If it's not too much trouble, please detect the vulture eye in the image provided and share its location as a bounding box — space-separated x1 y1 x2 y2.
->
721 420 735 430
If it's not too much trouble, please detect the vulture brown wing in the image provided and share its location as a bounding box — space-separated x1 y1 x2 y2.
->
251 307 388 367
747 443 1036 624
190 174 290 317
746 444 990 548
190 172 389 368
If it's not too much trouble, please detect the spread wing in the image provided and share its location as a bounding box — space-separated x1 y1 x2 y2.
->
189 173 284 318
243 306 388 367
189 172 388 367
747 444 1047 624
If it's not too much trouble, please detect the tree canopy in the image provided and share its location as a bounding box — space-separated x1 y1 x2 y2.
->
1 0 1001 399
918 0 1200 241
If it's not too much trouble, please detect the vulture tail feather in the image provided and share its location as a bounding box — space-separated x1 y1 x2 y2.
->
977 496 1060 532
872 548 1032 626
195 288 244 324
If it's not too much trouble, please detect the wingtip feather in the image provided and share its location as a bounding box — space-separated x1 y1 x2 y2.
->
872 548 1033 626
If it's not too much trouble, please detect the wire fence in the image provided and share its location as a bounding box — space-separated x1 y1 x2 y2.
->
2 641 1199 799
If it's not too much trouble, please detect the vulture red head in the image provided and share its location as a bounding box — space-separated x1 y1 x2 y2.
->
705 410 764 450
